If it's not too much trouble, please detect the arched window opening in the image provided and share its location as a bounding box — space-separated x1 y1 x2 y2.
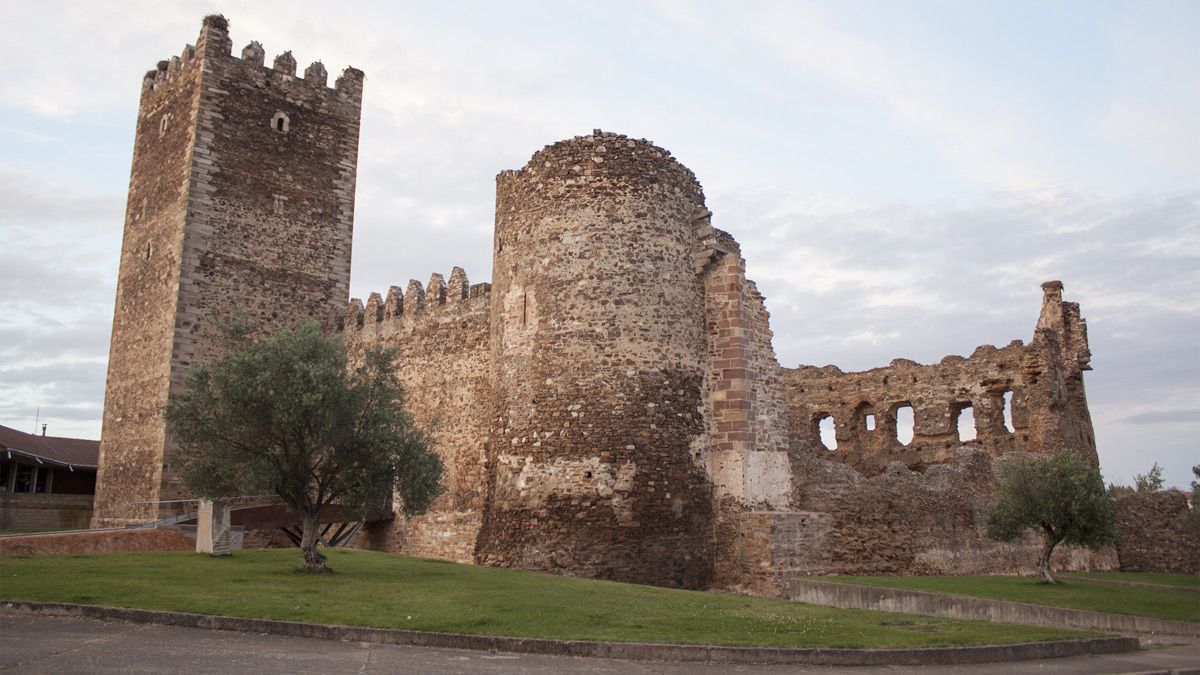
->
955 403 977 442
815 414 837 451
894 404 914 446
1002 390 1015 433
271 111 289 133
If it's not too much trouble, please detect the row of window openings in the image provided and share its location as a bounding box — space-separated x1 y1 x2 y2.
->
817 391 1015 451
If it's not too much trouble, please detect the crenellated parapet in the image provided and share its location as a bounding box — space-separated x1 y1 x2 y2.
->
140 14 364 106
339 267 492 338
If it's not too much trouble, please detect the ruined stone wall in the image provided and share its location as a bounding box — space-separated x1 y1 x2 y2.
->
777 449 1117 578
1115 491 1199 573
782 282 1097 477
476 132 716 588
340 270 492 563
92 15 363 526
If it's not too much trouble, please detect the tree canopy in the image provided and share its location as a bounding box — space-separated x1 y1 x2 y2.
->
164 317 442 572
986 451 1116 583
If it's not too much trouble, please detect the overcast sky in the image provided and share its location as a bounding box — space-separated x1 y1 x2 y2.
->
1 1 1196 488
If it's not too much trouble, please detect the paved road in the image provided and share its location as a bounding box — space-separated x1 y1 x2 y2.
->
1 614 1197 674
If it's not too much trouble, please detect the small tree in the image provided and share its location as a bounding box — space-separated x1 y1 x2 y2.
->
1134 462 1165 493
164 318 443 573
1181 464 1200 538
986 451 1116 584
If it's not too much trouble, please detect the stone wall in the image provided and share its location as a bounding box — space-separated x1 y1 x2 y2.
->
1116 491 1199 573
774 449 1117 579
340 270 492 562
92 15 363 526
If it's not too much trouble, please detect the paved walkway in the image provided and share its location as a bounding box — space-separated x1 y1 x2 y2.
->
1 614 1197 674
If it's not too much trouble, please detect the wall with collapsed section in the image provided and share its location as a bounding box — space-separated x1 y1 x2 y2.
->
783 281 1097 477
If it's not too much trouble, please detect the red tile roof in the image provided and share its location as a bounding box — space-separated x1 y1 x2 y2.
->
0 424 100 469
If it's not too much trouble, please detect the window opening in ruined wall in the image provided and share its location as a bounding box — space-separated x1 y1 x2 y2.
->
816 414 837 450
894 404 914 446
955 403 977 442
272 112 289 133
1002 390 1015 433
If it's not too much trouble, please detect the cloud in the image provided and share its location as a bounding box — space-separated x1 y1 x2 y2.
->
1119 409 1200 426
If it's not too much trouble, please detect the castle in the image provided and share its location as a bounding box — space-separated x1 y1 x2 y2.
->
91 16 1112 592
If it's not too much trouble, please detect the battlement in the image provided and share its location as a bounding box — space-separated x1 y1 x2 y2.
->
340 267 491 332
141 14 364 103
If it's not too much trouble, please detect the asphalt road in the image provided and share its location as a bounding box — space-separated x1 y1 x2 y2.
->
1 614 1197 674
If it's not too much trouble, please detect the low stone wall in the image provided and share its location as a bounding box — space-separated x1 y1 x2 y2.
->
786 578 1199 636
0 528 193 557
1116 491 1199 573
0 493 93 531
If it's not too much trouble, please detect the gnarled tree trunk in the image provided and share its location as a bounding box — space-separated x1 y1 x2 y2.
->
1039 525 1063 584
298 510 327 573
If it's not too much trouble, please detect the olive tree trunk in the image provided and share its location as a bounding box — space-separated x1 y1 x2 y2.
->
298 511 327 573
1038 526 1063 584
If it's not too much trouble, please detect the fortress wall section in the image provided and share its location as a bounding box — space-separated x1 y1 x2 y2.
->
476 132 716 588
781 449 1117 577
340 273 492 563
1115 491 1199 573
92 15 363 526
782 282 1097 478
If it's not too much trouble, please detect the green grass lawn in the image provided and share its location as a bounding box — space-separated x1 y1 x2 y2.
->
826 574 1200 623
0 549 1093 649
1059 571 1200 590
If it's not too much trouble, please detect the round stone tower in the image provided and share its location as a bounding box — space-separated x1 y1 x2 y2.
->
476 131 715 587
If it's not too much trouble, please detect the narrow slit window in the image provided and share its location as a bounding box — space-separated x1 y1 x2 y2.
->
271 112 289 133
1002 390 1015 433
864 413 876 431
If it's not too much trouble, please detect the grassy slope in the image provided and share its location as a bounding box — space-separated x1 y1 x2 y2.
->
1060 571 1200 590
827 575 1199 623
0 549 1091 648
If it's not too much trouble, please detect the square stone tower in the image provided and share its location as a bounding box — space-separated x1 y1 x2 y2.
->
91 15 364 527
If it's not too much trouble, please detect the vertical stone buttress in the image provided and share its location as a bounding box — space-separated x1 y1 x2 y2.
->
476 132 716 588
91 15 363 526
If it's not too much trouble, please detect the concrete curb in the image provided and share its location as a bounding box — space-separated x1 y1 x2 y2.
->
787 579 1199 637
0 599 1138 666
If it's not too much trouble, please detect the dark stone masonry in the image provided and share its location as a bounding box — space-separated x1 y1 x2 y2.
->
90 15 1195 592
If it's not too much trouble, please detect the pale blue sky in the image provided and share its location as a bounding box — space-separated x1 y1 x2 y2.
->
1 1 1197 487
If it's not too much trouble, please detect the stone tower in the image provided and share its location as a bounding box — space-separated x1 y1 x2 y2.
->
475 132 717 587
91 15 364 526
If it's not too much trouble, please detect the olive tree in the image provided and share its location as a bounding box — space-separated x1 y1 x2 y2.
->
164 318 442 573
986 451 1116 584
